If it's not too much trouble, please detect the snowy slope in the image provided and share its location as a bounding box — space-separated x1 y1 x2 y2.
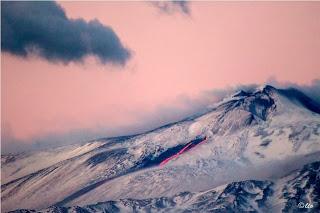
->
7 161 320 213
1 142 102 184
2 85 320 212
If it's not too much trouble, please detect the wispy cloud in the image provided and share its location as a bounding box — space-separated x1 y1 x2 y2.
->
2 79 319 154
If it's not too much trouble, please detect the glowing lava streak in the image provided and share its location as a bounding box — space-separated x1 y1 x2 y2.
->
160 137 207 166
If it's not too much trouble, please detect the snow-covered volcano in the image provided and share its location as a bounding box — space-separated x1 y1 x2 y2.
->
2 85 320 212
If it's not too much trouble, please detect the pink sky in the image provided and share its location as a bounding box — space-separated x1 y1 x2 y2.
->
2 2 320 151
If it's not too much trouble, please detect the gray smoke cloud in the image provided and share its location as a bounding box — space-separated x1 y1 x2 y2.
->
267 78 320 104
1 1 131 65
205 79 320 105
151 1 191 15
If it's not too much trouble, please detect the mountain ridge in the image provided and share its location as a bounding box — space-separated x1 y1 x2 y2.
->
2 85 320 212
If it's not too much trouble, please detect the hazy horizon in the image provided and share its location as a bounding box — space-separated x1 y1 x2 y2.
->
2 1 320 153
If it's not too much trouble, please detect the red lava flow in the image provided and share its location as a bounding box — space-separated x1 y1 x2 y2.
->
160 137 207 166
